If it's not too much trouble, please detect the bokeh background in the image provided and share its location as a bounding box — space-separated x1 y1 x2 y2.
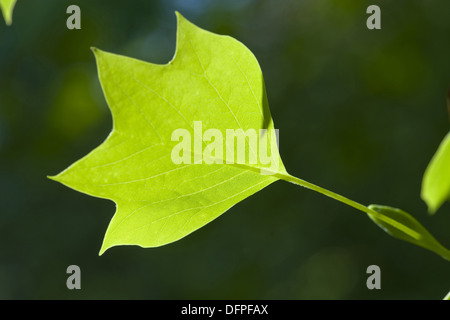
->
0 0 449 299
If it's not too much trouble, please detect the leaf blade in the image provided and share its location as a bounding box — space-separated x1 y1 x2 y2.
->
51 13 284 254
421 131 450 214
0 0 16 26
100 172 277 254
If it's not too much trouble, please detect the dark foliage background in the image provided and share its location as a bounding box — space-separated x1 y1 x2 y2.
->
0 0 449 299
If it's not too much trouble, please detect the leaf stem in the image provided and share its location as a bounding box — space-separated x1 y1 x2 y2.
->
274 172 450 261
276 173 420 240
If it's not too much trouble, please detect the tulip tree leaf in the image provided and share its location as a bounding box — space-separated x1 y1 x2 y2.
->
50 12 450 260
50 12 286 254
421 132 450 214
0 0 16 26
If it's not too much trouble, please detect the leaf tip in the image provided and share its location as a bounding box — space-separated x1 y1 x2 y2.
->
1 0 16 26
90 46 104 57
47 174 60 182
47 171 71 186
99 232 116 256
98 246 107 256
424 198 438 215
175 10 191 29
444 291 450 300
99 240 116 256
421 177 443 215
174 10 184 20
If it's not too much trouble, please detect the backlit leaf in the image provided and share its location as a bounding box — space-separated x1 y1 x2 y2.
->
50 12 285 254
422 132 450 214
0 0 16 26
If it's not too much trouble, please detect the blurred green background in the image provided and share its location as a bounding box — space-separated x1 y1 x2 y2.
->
0 0 449 299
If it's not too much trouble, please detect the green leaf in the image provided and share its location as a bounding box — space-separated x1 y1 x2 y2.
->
368 205 450 260
421 131 450 214
0 0 16 26
50 12 285 254
444 291 450 300
50 13 450 260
